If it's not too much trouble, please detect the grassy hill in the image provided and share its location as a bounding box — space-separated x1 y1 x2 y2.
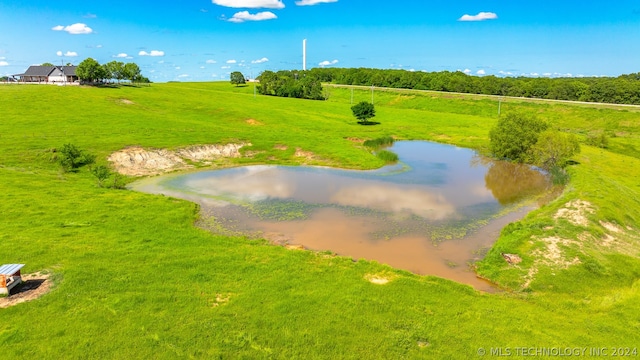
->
1 82 638 359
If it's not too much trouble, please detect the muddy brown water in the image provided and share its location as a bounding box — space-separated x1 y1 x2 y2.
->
132 141 551 291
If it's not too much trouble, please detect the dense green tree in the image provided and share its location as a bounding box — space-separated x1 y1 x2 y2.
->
76 58 107 83
41 62 54 66
104 61 125 83
256 70 325 100
230 71 246 86
530 130 581 169
351 101 376 125
123 62 141 82
489 112 548 163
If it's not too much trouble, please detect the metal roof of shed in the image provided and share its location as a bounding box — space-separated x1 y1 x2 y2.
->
0 264 24 276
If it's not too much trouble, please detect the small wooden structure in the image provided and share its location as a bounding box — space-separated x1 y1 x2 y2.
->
0 264 24 296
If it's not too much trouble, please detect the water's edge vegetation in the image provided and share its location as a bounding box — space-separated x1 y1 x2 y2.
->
0 82 638 358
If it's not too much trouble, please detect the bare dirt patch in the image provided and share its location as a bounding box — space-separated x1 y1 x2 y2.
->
600 221 623 233
274 144 288 151
501 253 522 265
245 119 263 125
294 148 317 161
365 273 395 285
108 143 248 176
345 137 364 143
0 272 52 308
118 99 134 105
554 200 595 227
532 236 581 268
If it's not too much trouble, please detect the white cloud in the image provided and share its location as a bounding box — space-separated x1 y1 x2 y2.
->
463 69 471 74
226 59 237 64
52 23 93 34
295 0 337 5
0 61 8 66
212 0 284 9
200 66 206 69
476 69 486 75
178 74 189 78
221 66 231 69
84 13 97 19
206 59 217 64
458 12 498 22
175 66 181 70
56 50 79 58
251 57 269 64
229 11 277 23
96 45 103 48
318 59 339 67
114 53 128 58
139 50 165 57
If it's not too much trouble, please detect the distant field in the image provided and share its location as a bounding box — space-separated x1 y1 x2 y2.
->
0 82 638 359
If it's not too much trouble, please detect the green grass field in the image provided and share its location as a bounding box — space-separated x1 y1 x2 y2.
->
1 82 639 359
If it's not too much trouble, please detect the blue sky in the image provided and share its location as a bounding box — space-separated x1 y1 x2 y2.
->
1 1 639 82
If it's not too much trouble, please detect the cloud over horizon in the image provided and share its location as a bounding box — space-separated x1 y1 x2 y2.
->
56 51 78 57
458 12 498 22
212 0 284 9
295 0 338 6
139 50 165 57
251 57 269 64
319 59 339 67
52 23 93 34
0 61 8 66
229 11 277 22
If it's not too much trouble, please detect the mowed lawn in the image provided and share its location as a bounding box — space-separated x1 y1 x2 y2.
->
0 82 639 359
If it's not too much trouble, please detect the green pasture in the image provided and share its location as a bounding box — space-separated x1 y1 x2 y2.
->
0 82 638 359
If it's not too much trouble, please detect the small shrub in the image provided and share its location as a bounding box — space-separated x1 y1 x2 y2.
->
90 165 111 187
585 132 609 148
110 173 127 190
376 150 399 163
57 144 96 172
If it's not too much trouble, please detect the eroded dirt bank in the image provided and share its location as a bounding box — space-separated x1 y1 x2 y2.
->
108 143 248 176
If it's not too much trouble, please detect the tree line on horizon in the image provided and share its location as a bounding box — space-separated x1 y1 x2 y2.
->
75 58 150 84
305 68 640 105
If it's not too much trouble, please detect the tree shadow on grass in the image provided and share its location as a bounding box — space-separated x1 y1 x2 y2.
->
357 121 381 126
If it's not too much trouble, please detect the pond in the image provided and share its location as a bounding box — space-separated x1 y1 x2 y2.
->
131 141 551 291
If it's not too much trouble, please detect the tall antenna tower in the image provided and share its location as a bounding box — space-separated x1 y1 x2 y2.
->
302 39 307 71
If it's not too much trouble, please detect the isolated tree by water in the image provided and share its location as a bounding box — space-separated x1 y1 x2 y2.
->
489 112 548 162
230 71 246 86
351 101 376 124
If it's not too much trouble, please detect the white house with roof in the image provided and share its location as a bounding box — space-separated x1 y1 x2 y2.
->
13 65 78 84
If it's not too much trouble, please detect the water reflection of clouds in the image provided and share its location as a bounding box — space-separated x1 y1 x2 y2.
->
186 167 296 201
330 185 456 220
